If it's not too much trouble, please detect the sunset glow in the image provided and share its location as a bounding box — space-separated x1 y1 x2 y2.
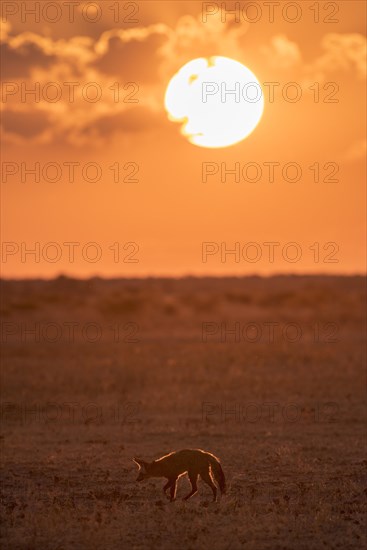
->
1 3 366 548
0 1 365 277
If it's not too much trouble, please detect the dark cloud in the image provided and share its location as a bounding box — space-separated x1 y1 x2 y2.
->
1 109 50 137
92 32 168 82
0 41 57 79
82 107 163 136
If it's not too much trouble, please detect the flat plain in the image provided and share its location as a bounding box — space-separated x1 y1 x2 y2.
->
1 275 366 549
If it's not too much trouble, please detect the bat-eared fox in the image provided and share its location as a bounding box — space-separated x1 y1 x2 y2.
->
133 449 226 501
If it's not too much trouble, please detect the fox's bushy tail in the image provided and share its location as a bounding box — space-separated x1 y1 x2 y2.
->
209 456 226 494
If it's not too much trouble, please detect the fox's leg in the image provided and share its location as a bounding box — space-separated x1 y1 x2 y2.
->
163 480 171 495
163 478 177 500
183 473 198 501
169 477 178 501
200 470 217 502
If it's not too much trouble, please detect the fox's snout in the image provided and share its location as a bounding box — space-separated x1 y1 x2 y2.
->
133 457 149 481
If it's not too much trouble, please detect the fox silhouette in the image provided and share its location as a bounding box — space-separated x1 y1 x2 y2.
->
133 448 226 502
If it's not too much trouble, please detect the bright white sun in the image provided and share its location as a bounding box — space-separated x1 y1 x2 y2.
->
164 56 264 148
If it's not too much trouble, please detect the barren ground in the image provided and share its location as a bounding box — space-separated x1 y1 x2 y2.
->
1 276 366 549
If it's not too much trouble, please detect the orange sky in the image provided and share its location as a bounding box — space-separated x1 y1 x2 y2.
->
1 0 366 277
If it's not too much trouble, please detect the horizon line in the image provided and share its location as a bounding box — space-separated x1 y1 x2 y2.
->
1 272 366 282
